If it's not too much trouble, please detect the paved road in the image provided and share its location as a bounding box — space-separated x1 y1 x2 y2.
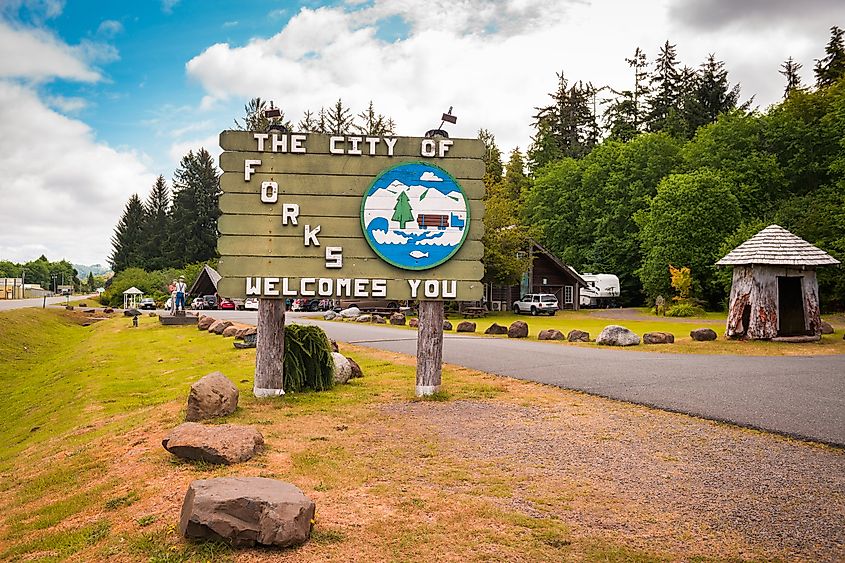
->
150 310 845 446
0 294 97 311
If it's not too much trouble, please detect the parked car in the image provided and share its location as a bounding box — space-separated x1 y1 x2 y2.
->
139 297 156 310
219 297 236 310
512 294 559 316
191 297 204 310
336 298 403 312
202 295 218 309
232 298 245 310
244 297 259 310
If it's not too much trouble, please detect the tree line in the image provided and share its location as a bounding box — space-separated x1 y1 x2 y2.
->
0 255 84 292
508 26 845 310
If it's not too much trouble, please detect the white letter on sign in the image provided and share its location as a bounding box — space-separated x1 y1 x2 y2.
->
282 204 299 226
244 159 261 181
264 277 280 296
420 139 435 157
329 136 344 154
372 279 387 297
304 224 321 246
300 278 316 296
325 246 343 268
261 181 278 203
246 277 261 295
408 279 422 298
438 140 453 157
424 280 439 298
253 133 268 151
384 137 397 156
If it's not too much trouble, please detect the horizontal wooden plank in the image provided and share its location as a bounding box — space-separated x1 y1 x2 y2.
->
220 151 485 179
217 256 483 280
218 236 484 260
217 276 484 301
220 131 486 159
220 172 486 199
218 214 485 239
219 193 485 219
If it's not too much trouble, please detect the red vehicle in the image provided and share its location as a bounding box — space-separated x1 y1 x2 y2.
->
219 297 236 310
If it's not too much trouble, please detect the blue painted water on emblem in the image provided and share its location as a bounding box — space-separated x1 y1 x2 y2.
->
361 163 469 270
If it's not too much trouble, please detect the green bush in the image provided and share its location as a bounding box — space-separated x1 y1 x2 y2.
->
665 303 706 317
284 325 335 393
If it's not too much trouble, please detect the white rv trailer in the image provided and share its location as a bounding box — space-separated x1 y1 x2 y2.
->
579 273 620 307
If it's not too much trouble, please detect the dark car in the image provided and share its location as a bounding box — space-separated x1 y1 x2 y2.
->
202 295 218 309
139 297 156 310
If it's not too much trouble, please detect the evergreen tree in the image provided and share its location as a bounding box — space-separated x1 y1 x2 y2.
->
87 271 95 290
298 109 318 133
355 101 396 136
235 97 291 131
141 175 171 270
685 54 741 132
169 149 221 266
109 194 146 272
814 25 845 88
325 99 354 135
391 191 414 229
646 41 684 135
605 47 649 141
502 148 530 201
779 57 803 98
478 129 503 188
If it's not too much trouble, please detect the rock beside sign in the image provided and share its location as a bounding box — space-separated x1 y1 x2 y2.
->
567 329 590 342
179 478 315 548
162 423 264 464
456 321 476 333
643 331 675 344
209 320 233 335
339 307 361 319
197 316 215 330
538 329 564 340
508 321 529 338
331 352 353 384
323 310 337 320
597 325 640 346
690 328 718 341
186 372 239 421
389 312 406 325
485 323 508 335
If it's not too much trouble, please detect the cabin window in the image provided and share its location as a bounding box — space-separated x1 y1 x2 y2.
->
564 286 573 304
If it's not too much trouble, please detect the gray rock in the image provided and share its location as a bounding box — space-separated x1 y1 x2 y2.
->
567 329 590 342
197 316 215 331
456 321 476 333
323 310 337 320
221 326 239 338
179 477 315 548
443 320 453 331
373 314 386 324
508 321 529 338
355 314 372 323
596 325 640 346
389 312 406 325
820 321 834 335
690 328 718 341
347 356 363 379
485 323 508 335
186 372 239 422
409 318 419 328
339 306 361 318
330 339 339 353
538 329 565 340
332 352 352 384
162 422 264 464
643 331 675 344
233 333 257 349
209 320 233 335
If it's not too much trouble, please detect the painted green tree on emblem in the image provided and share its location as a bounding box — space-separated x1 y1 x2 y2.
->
392 191 414 229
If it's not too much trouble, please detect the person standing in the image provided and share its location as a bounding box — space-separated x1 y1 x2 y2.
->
169 279 177 314
175 276 187 312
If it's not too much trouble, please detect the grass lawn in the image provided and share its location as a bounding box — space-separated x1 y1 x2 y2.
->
359 308 845 356
0 309 842 562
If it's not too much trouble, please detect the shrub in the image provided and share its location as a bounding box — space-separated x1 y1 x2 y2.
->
665 303 706 317
284 325 335 392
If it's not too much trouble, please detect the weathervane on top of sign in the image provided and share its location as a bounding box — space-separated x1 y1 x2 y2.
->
425 106 457 139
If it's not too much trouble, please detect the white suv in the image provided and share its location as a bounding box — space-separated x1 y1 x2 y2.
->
512 294 559 316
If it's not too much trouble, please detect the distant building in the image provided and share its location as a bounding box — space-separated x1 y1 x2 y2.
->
0 278 24 300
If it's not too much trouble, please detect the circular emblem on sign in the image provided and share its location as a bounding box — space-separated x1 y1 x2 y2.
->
361 162 470 270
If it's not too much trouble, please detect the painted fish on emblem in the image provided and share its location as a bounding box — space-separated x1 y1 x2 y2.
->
409 250 430 259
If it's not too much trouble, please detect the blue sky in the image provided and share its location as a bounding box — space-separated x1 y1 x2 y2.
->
0 0 842 266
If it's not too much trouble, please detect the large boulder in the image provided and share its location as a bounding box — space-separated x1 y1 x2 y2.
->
323 310 337 320
443 320 453 331
209 320 233 335
567 329 590 343
186 372 239 422
389 312 406 326
347 356 363 379
331 352 352 384
456 321 476 333
235 326 257 340
508 321 529 338
197 316 215 331
538 329 565 341
372 314 386 324
820 321 834 335
221 325 240 338
355 314 372 323
485 323 508 335
162 422 264 465
596 325 640 346
179 477 315 548
690 328 718 341
643 331 675 344
339 306 361 319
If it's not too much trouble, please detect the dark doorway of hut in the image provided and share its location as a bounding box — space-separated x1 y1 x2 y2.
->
777 276 806 336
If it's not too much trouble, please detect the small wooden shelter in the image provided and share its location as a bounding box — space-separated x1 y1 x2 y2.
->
122 286 143 310
716 225 839 340
188 264 221 298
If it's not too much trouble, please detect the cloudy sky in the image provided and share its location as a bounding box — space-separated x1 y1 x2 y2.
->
1 0 842 266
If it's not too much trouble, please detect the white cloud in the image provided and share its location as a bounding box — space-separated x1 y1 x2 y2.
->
97 19 123 37
0 20 100 81
0 82 154 264
161 0 179 14
419 171 442 182
46 94 87 113
168 134 221 168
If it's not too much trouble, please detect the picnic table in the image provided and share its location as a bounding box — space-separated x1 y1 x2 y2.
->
461 306 487 318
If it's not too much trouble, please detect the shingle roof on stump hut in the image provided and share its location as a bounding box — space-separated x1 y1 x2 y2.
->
716 224 840 267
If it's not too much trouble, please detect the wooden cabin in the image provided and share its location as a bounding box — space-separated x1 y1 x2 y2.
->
485 241 586 311
716 225 839 340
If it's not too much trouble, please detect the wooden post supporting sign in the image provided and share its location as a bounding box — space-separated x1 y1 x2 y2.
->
416 300 444 396
254 298 285 397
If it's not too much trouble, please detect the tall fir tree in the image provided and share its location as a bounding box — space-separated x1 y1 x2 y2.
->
478 128 503 188
140 175 171 270
779 57 803 98
605 47 649 141
645 41 684 135
87 271 95 290
685 54 741 133
109 194 146 272
169 149 221 266
502 148 530 201
355 101 396 136
814 25 845 88
325 99 354 135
